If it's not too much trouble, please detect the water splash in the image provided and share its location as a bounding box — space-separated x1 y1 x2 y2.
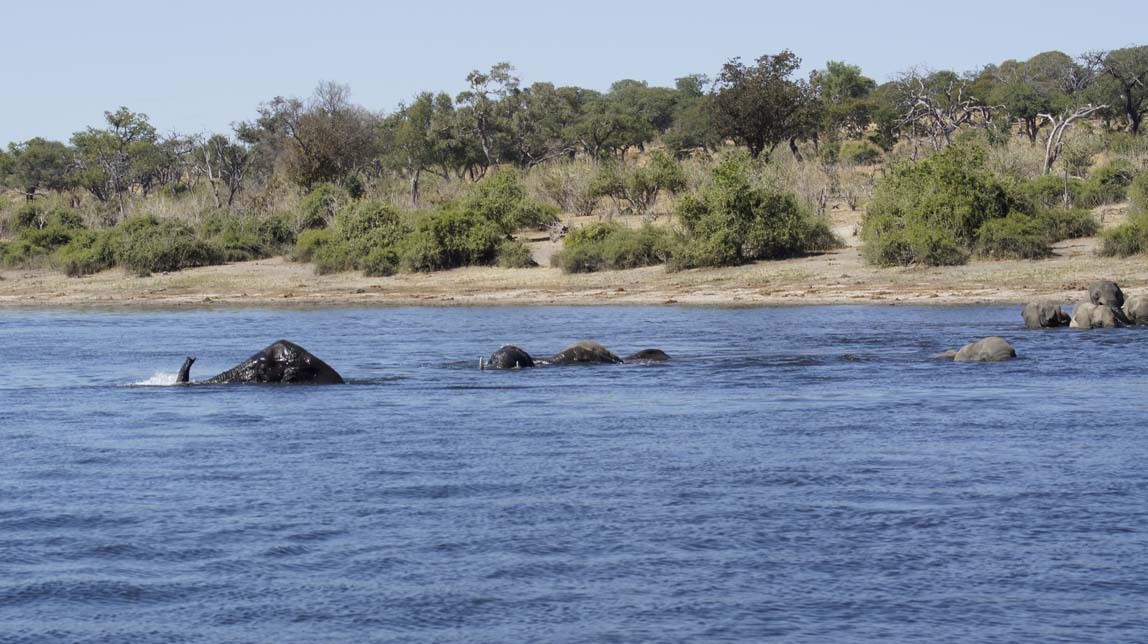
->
132 371 178 386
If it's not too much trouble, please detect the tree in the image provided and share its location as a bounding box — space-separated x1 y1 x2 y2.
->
71 107 159 218
991 51 1084 143
1084 46 1148 134
709 50 817 158
456 63 520 169
246 82 381 189
893 69 995 152
199 134 253 208
810 61 877 139
381 92 455 206
506 82 581 167
8 138 75 199
570 91 656 159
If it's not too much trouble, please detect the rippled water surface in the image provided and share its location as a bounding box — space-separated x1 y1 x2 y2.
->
2 306 1147 643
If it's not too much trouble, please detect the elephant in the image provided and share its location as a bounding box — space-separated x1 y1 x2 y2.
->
1088 280 1125 308
933 336 1017 362
1022 301 1071 329
1124 294 1148 325
1070 302 1128 329
177 340 344 384
483 341 670 369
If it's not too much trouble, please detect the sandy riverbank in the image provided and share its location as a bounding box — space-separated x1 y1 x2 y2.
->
1 206 1143 309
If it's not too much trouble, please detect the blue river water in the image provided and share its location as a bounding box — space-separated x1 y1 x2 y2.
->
1 305 1146 643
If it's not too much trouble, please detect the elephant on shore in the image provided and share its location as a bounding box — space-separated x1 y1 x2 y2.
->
177 340 345 384
934 336 1017 362
1022 301 1071 329
484 341 670 369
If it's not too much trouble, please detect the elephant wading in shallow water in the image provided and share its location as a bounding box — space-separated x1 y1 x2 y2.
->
484 341 670 369
177 340 345 384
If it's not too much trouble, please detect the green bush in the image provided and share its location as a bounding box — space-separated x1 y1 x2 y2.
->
862 141 1024 266
1022 174 1085 209
312 240 356 275
6 202 84 234
116 216 223 276
1078 160 1135 207
400 208 504 272
200 213 294 262
1035 207 1098 242
293 183 350 232
1128 172 1148 216
292 228 335 263
589 151 687 216
496 240 537 268
54 229 119 277
551 223 671 273
1100 216 1148 257
463 171 559 233
975 213 1052 260
839 140 883 165
335 200 408 253
671 153 839 270
362 246 400 276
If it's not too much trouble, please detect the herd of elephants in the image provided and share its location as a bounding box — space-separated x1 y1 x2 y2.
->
170 280 1146 385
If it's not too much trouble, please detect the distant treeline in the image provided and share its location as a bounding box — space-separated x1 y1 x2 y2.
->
1 45 1147 277
2 46 1146 211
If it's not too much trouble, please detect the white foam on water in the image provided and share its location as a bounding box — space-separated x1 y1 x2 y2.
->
133 371 179 386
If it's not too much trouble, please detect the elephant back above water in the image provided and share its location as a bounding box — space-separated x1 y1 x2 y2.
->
178 340 345 384
1022 301 1071 329
1124 295 1148 325
548 341 624 365
1088 280 1125 308
1070 302 1128 329
934 336 1017 362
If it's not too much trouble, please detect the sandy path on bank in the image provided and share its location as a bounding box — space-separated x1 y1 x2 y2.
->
1 207 1144 309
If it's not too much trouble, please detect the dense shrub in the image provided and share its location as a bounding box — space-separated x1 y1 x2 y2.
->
1078 160 1135 207
1128 172 1148 216
200 213 294 261
551 223 671 273
496 240 537 268
670 153 839 270
975 213 1052 260
1101 217 1148 257
54 229 119 277
399 209 504 272
293 183 350 232
0 203 87 267
1035 207 1098 242
292 228 335 263
115 216 222 276
463 171 558 233
862 141 1024 266
589 151 687 217
839 140 883 165
1022 174 1085 209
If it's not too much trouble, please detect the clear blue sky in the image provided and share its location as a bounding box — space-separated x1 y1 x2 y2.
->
2 0 1144 146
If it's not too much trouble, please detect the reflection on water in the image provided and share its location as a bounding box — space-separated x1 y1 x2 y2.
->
1 305 1147 643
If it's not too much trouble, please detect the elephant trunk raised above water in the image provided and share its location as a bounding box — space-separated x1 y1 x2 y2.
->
485 341 669 369
177 340 344 384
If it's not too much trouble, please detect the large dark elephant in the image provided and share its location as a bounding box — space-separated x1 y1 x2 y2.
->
484 341 670 369
177 340 344 384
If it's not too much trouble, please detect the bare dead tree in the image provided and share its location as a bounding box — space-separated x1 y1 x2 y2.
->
895 70 998 151
1037 104 1107 174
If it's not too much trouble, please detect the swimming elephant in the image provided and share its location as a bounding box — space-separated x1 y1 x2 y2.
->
549 341 624 365
483 341 670 369
177 340 345 384
1124 294 1148 325
1070 302 1128 329
933 336 1017 362
486 345 535 369
1022 301 1071 329
1088 280 1125 308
